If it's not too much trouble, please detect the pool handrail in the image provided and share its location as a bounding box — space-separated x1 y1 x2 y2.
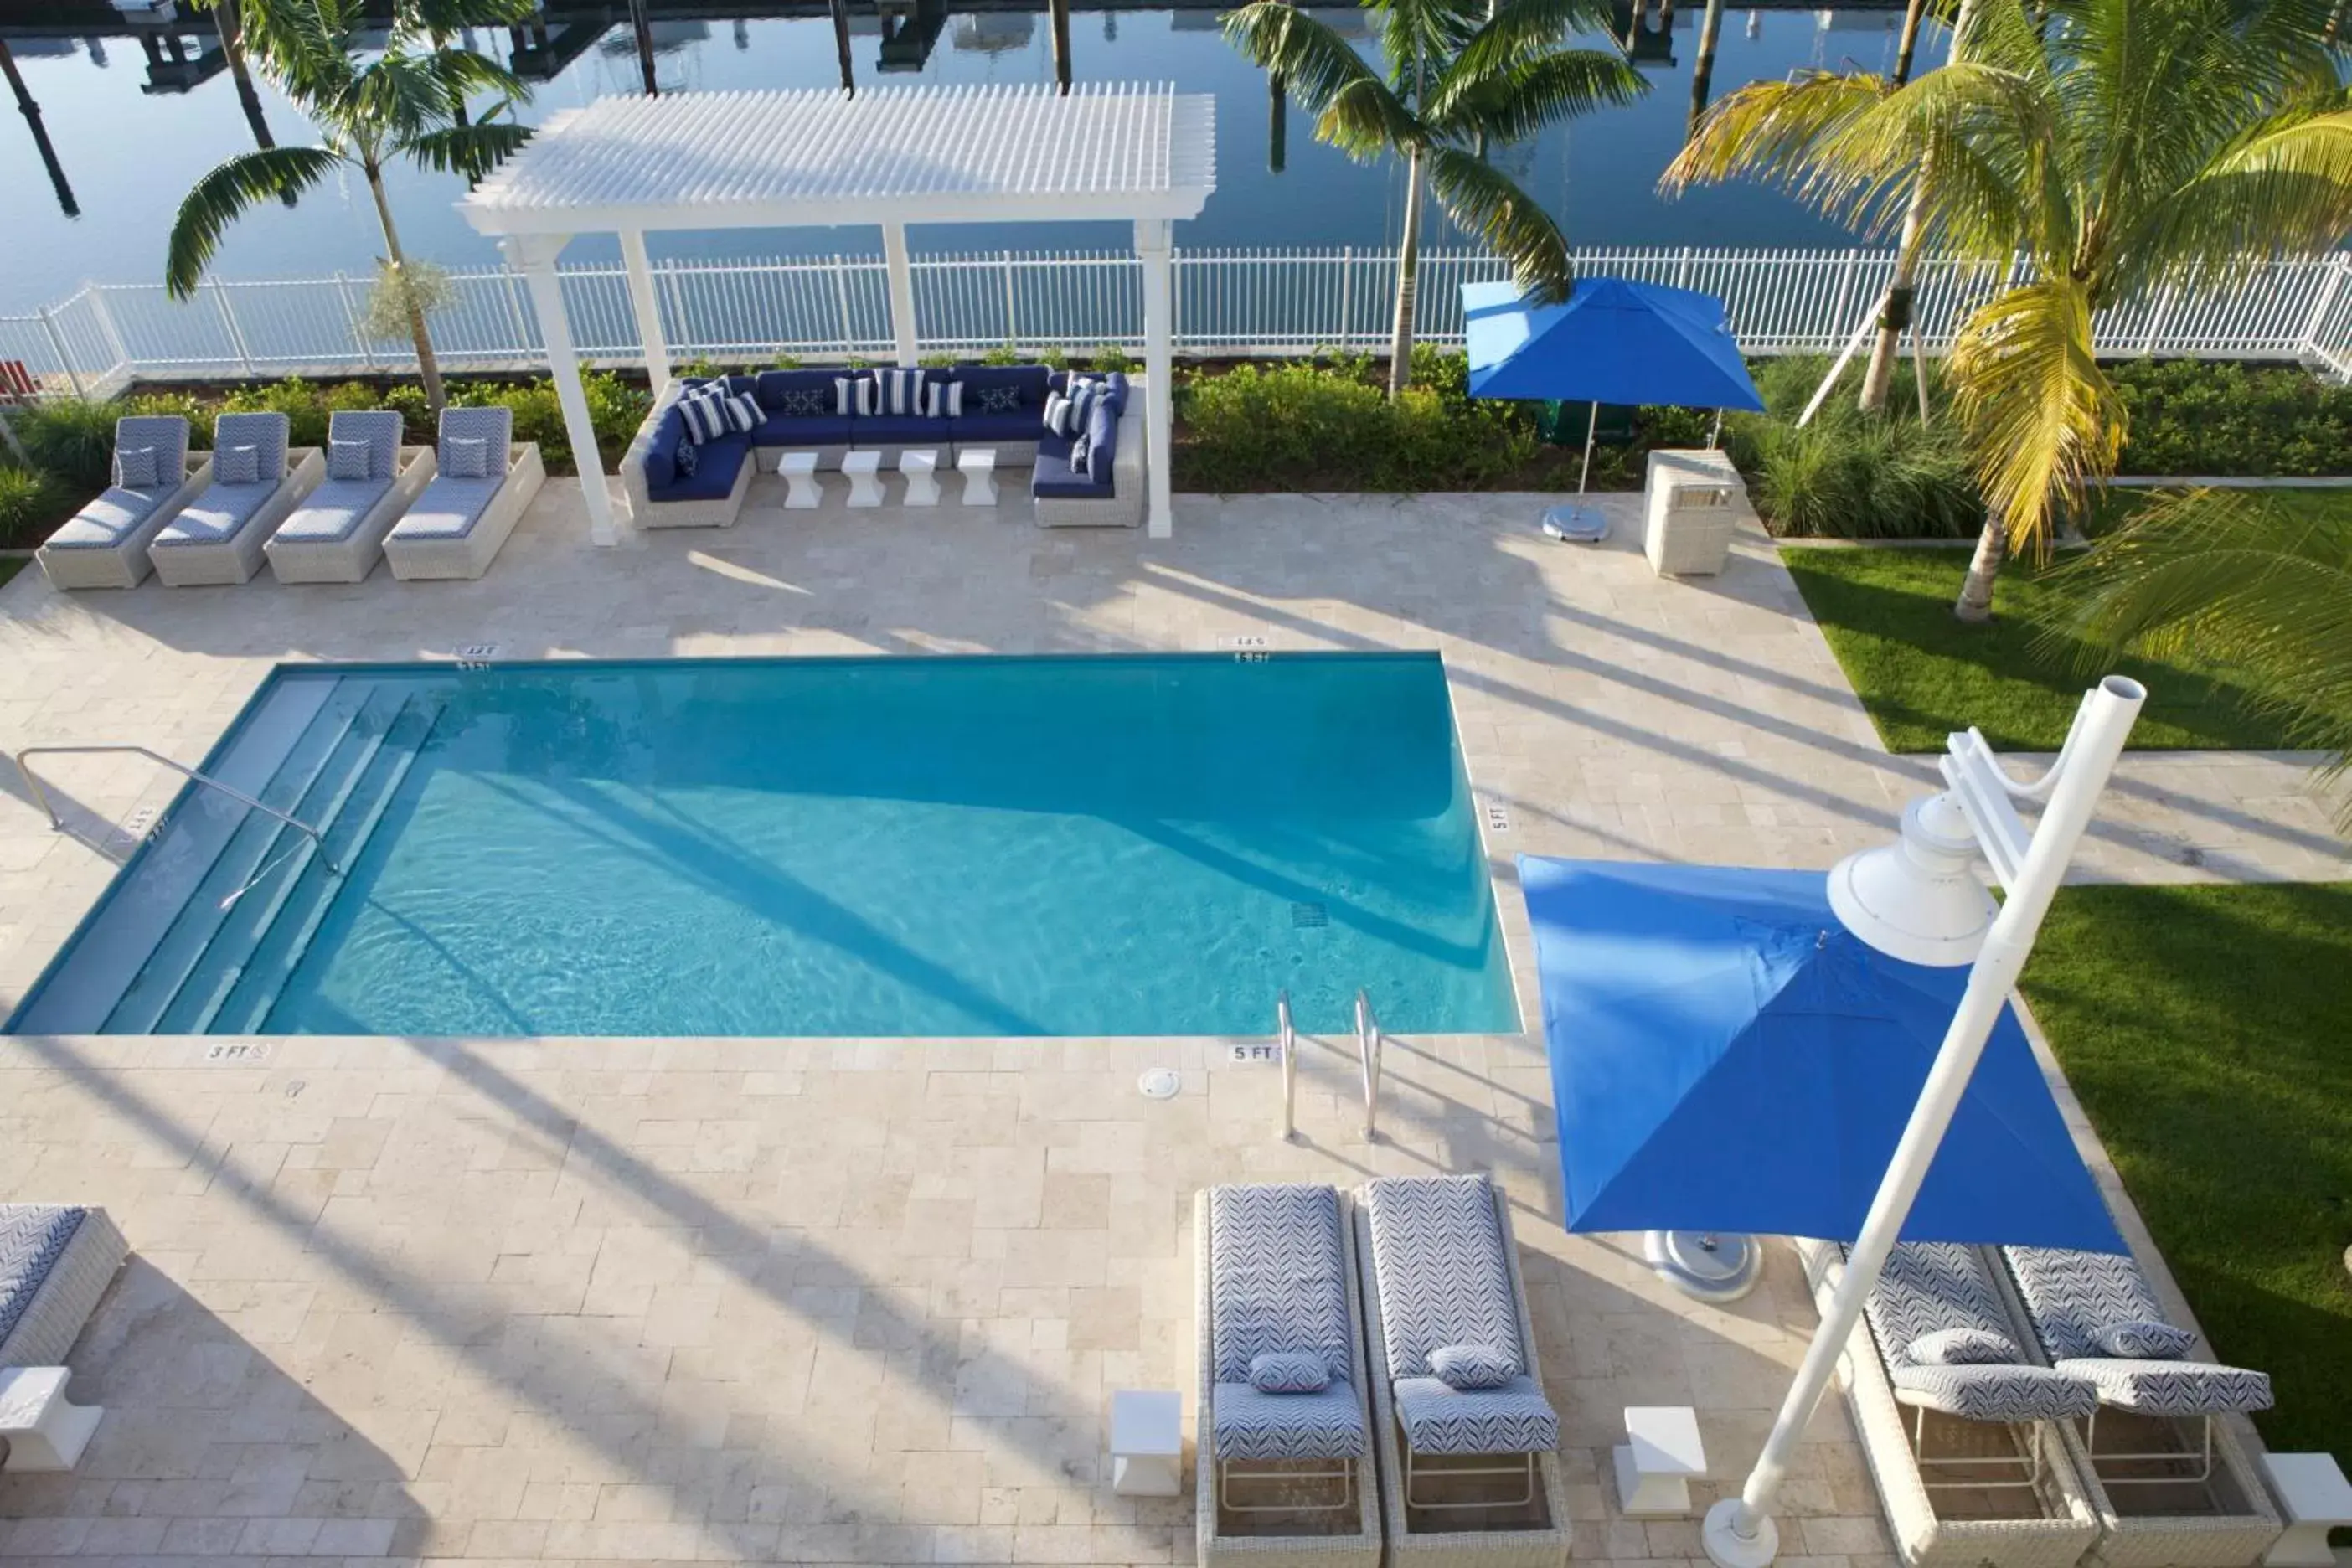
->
14 743 339 874
1277 989 1297 1142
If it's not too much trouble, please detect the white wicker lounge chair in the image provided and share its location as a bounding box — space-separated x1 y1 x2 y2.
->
266 410 437 584
147 412 325 586
1996 1245 2282 1568
0 1205 127 1369
1194 1185 1381 1568
1798 1239 2101 1568
383 407 545 581
1355 1174 1571 1568
35 416 210 591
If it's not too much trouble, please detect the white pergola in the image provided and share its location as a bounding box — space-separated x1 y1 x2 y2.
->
457 82 1217 542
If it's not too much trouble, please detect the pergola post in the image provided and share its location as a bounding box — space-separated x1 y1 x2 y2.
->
1136 218 1174 539
504 233 619 547
618 228 671 397
882 221 919 366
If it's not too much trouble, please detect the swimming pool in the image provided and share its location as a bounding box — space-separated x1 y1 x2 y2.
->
11 653 1519 1039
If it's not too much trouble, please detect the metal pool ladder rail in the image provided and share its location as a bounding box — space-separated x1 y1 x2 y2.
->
1277 988 1386 1142
14 744 340 874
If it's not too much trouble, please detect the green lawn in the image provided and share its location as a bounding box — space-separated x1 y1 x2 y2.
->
0 556 23 586
1782 545 2291 752
2021 883 2352 1473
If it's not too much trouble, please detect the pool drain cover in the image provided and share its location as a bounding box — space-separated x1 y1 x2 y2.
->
1137 1067 1181 1101
1291 902 1328 928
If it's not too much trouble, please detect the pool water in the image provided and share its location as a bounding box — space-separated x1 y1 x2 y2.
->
11 653 1519 1039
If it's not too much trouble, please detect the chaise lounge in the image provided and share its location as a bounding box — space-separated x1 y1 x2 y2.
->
0 1204 127 1369
1798 1238 2100 1568
1356 1173 1571 1568
266 409 438 584
35 416 211 591
383 406 545 581
1194 1184 1380 1568
147 411 325 586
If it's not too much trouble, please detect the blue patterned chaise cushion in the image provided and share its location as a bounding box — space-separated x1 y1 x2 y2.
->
1858 1243 2097 1422
2004 1246 2273 1417
0 1205 86 1347
1362 1175 1560 1456
1208 1184 1365 1462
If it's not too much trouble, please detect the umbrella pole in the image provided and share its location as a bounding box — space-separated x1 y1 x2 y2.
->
1708 408 1722 448
1577 400 1597 496
1700 679 2149 1568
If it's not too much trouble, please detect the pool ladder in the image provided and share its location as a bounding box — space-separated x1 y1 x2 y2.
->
1277 988 1385 1143
14 743 339 874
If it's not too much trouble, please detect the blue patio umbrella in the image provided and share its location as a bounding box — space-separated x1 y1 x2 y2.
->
1518 855 2123 1262
1463 277 1765 540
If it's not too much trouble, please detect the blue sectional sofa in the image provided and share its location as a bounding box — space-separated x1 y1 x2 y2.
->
620 364 1142 529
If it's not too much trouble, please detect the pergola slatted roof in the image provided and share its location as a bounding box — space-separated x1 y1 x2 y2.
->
462 82 1217 234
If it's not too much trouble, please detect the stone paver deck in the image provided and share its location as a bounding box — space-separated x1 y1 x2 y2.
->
0 477 2334 1565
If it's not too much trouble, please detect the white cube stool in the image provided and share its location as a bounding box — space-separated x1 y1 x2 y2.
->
900 449 941 507
0 1367 102 1472
1109 1388 1182 1497
778 451 823 509
1614 1405 1706 1518
842 450 885 508
2261 1452 2352 1568
957 447 999 506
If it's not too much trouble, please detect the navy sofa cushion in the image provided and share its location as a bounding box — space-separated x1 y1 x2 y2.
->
1082 399 1117 482
754 411 854 447
946 410 1041 444
641 406 688 489
1033 437 1113 499
853 414 951 445
955 364 1050 415
648 433 749 502
756 369 840 413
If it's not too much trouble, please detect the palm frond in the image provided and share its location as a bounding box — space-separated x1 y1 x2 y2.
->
1425 49 1646 145
1316 77 1426 159
407 121 533 179
165 144 344 297
2051 487 2352 818
2103 105 2352 298
424 44 530 110
1224 3 1389 118
1375 0 1484 102
1425 144 1574 302
1946 277 2123 554
1442 0 1622 85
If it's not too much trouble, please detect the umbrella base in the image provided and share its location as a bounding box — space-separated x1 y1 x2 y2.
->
1540 503 1609 544
1645 1230 1761 1302
1702 1498 1780 1568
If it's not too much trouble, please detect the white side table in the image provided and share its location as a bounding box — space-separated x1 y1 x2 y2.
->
842 450 885 508
1614 1405 1706 1518
2261 1452 2352 1568
1109 1389 1182 1497
957 447 999 506
0 1367 102 1472
778 451 823 509
900 449 941 507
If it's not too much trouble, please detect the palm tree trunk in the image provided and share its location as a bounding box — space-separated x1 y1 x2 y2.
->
1389 145 1426 399
213 0 276 149
1049 0 1072 94
1953 510 2008 621
366 161 446 415
1891 0 1926 85
1860 0 1973 413
1688 0 1725 135
628 0 658 95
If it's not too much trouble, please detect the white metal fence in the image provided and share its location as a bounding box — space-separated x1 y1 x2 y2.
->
5 245 2349 397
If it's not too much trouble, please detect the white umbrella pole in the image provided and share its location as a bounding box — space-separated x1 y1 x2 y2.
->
1701 678 2148 1568
1709 408 1723 448
1578 400 1598 495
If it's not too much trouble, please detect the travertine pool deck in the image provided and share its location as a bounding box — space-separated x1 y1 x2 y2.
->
0 479 2331 1565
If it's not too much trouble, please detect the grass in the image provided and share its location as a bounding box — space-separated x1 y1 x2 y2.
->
1782 545 2293 752
0 557 21 586
2020 883 2352 1473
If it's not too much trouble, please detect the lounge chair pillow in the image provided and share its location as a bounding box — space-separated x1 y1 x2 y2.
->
115 446 162 489
1248 1351 1332 1394
1429 1343 1518 1390
216 443 263 485
328 438 374 482
443 436 493 480
1905 1328 2019 1366
2094 1320 2197 1359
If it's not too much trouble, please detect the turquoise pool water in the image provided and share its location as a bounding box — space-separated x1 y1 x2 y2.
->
12 653 1519 1039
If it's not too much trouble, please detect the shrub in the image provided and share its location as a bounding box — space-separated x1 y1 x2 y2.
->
214 378 383 449
13 398 125 489
1091 344 1136 373
2107 358 2352 476
0 463 60 543
979 344 1022 367
441 371 650 475
1175 358 1539 492
1726 401 1979 538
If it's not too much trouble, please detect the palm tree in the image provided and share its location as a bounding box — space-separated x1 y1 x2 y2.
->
2058 489 2352 827
165 0 533 413
1225 0 1645 396
1663 0 2352 619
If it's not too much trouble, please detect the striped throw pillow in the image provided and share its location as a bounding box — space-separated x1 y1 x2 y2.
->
1041 393 1070 438
678 389 730 444
874 367 926 416
723 390 761 434
833 374 869 417
924 379 964 419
